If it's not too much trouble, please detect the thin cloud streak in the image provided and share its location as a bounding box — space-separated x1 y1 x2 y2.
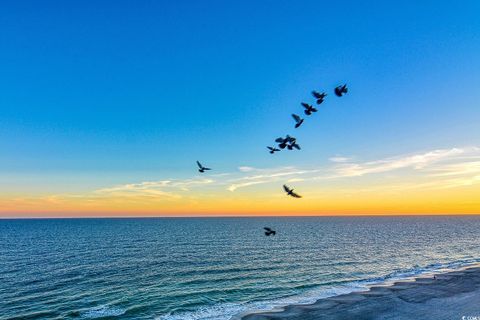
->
329 156 351 163
332 147 476 178
226 146 480 191
95 178 215 198
4 146 479 210
225 167 317 191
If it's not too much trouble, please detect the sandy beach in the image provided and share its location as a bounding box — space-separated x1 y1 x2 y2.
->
241 265 480 320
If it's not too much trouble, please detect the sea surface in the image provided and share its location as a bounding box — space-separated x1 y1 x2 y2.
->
1 216 480 319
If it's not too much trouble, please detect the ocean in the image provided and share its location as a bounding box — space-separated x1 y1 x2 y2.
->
1 216 480 319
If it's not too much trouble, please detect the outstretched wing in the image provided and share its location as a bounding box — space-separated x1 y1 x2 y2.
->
301 102 311 109
275 137 285 143
312 91 321 99
196 161 203 169
292 114 302 123
335 85 348 95
283 184 291 193
273 148 280 152
292 143 301 150
291 191 302 198
203 167 211 171
264 227 272 232
267 146 274 151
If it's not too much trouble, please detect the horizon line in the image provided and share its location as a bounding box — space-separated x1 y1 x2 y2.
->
1 213 480 219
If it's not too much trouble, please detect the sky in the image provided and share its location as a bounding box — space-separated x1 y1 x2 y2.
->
1 1 480 217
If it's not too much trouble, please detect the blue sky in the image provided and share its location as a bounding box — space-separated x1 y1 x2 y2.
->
1 1 480 213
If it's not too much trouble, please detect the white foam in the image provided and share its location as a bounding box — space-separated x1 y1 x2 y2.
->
155 284 369 320
155 258 480 320
81 305 126 319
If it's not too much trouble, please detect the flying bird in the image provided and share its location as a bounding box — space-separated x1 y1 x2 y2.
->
275 135 296 149
301 102 318 116
287 142 301 150
276 135 299 150
267 146 280 154
196 161 211 173
311 91 327 104
284 135 296 143
264 227 276 236
275 138 288 149
285 136 300 150
292 114 304 128
283 184 302 198
334 84 348 97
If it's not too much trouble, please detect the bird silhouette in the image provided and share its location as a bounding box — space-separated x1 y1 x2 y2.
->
334 84 348 97
287 142 301 150
267 146 280 154
276 135 294 149
282 135 296 143
264 227 276 236
275 138 288 149
311 91 327 104
292 114 304 128
276 135 300 150
196 161 211 173
283 184 302 198
301 102 318 116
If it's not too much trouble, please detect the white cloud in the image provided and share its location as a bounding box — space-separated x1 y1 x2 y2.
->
37 146 480 201
428 161 480 177
227 180 271 192
238 166 256 172
287 178 305 183
329 156 350 163
94 178 214 199
332 147 472 177
225 147 480 191
226 167 315 191
95 180 172 194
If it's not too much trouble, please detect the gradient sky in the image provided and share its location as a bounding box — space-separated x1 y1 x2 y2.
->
1 1 480 217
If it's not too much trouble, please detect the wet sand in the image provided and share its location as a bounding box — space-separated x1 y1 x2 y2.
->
241 266 480 320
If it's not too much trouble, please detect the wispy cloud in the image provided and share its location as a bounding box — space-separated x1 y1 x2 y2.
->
332 147 475 178
227 180 271 192
226 167 315 191
225 147 480 191
428 160 480 177
96 180 171 194
95 178 214 199
5 146 479 212
329 156 351 163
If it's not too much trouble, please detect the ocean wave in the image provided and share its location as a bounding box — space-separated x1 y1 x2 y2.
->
81 305 127 319
156 258 480 320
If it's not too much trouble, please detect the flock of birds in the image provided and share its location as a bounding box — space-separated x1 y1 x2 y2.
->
267 84 348 154
196 84 349 236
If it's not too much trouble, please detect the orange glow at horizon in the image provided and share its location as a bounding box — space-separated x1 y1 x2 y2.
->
2 146 480 218
2 183 479 217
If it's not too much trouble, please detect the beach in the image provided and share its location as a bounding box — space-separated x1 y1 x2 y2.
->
241 265 480 320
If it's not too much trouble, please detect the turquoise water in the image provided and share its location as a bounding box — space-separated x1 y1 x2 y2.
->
1 217 480 319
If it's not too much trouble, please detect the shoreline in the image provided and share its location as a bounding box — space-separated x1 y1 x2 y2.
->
239 264 480 320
